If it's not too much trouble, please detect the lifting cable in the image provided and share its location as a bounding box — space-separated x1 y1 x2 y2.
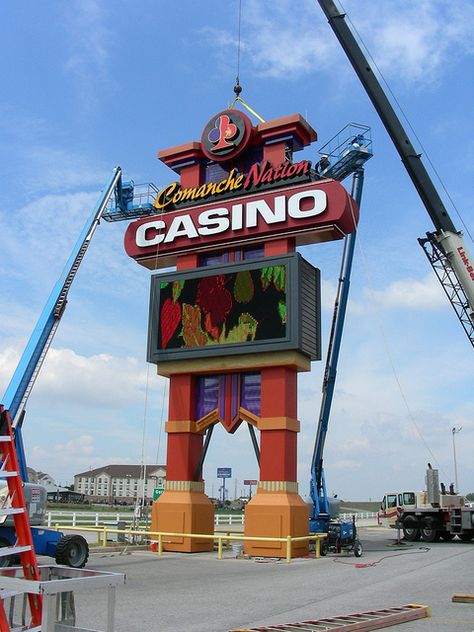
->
339 1 473 245
228 0 266 123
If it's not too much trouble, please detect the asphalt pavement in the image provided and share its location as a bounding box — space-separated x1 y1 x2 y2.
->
43 526 474 632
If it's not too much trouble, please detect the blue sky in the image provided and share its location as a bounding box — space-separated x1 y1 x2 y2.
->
1 0 474 500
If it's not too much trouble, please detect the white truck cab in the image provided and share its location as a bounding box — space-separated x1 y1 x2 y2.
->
379 492 416 527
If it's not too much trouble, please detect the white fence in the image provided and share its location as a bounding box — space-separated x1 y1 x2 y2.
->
46 511 377 528
340 512 378 521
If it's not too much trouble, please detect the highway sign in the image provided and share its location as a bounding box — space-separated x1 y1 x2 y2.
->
217 468 232 478
244 479 258 486
153 487 165 501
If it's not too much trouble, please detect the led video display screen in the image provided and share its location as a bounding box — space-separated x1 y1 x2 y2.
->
147 253 320 362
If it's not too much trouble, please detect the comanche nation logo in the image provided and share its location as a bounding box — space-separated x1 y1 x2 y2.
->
208 114 238 152
201 109 252 162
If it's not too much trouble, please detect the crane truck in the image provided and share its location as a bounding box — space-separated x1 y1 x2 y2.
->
318 0 474 348
0 168 158 567
309 1 473 550
379 466 474 543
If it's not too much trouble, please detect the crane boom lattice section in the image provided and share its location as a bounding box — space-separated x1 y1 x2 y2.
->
419 235 474 348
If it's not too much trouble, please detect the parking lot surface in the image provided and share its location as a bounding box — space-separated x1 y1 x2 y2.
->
51 526 474 632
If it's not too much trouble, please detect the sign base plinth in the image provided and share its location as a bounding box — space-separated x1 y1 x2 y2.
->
151 483 214 552
243 484 309 558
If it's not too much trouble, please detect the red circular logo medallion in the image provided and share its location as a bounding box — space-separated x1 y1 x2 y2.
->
201 110 253 162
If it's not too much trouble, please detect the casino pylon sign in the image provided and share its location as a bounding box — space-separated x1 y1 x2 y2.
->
125 111 357 269
124 110 359 558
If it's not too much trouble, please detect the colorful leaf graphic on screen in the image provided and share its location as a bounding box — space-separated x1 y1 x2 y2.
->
272 265 286 291
261 267 273 290
278 300 287 324
234 270 254 303
181 303 208 347
204 312 221 341
260 265 286 292
220 313 258 344
196 275 232 325
161 298 181 348
172 279 184 302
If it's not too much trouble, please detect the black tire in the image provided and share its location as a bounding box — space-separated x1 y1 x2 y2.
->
353 540 363 558
458 533 474 542
403 516 421 542
55 534 89 568
0 537 13 568
440 531 455 541
319 541 328 556
420 518 440 543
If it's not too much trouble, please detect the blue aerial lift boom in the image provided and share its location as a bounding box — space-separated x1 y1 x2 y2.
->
1 167 157 567
308 129 372 555
309 168 365 533
309 0 473 549
3 167 122 480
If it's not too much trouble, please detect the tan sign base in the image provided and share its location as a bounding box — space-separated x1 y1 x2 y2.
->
151 486 214 552
243 485 309 558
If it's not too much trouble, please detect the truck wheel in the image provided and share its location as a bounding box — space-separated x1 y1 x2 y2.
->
402 516 421 542
55 535 89 568
420 518 440 542
0 538 13 568
458 533 474 542
440 531 455 541
319 541 328 556
353 540 363 558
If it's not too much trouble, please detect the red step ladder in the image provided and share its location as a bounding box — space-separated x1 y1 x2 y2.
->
0 406 42 630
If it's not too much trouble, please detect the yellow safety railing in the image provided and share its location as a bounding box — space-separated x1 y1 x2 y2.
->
54 524 326 564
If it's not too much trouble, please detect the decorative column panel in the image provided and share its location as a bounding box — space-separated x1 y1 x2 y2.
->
150 159 214 552
244 232 310 557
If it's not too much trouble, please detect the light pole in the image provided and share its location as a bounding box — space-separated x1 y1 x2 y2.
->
452 426 462 493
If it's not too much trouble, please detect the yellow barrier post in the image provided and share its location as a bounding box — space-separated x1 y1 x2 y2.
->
218 537 223 560
286 536 292 564
102 526 107 547
315 537 320 558
158 534 163 557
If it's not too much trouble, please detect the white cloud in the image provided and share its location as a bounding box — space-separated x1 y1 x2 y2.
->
30 435 134 482
0 346 165 411
2 345 168 483
352 273 446 312
24 148 109 196
361 1 474 84
199 1 474 85
0 109 108 203
199 1 334 80
338 437 370 453
62 0 115 108
331 459 362 471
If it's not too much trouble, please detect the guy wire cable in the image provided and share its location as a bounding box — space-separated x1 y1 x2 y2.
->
346 180 450 480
